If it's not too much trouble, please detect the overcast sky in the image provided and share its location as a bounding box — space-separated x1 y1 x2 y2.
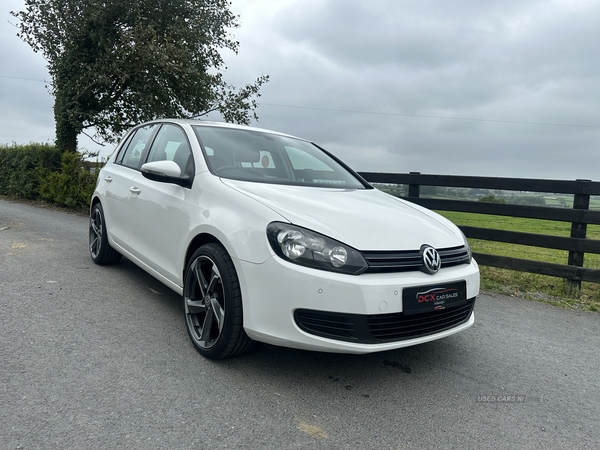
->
1 0 599 180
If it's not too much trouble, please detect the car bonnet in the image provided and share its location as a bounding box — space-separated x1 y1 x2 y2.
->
221 179 464 251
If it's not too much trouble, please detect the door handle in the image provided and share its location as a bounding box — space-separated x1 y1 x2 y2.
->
104 176 113 182
129 187 141 195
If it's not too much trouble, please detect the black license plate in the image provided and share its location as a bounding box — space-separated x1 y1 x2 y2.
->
403 281 467 315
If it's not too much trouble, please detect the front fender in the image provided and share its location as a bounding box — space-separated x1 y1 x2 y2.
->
182 173 286 266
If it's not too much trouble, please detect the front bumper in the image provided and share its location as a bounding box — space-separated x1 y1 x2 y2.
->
235 254 480 354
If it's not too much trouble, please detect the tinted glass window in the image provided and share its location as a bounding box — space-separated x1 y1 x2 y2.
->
117 124 157 169
146 124 193 175
285 146 333 171
193 126 365 189
114 132 135 164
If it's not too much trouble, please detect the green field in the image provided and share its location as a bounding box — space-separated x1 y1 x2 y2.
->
438 211 600 311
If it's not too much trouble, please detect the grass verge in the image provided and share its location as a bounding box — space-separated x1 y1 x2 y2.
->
439 211 600 312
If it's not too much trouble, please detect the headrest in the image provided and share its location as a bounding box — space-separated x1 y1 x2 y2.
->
235 147 261 163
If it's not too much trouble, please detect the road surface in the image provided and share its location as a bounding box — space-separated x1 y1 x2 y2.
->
1 198 598 449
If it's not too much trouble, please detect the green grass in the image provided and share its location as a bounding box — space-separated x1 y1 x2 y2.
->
438 211 600 311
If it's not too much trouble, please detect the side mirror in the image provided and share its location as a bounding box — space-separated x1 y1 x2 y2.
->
140 160 192 188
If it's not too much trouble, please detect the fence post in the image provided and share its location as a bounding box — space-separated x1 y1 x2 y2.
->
565 179 591 295
408 172 421 198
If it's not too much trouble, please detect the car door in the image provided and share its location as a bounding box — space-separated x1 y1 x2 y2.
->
125 123 194 285
102 124 158 249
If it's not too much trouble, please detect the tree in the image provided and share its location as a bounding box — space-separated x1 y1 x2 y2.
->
478 194 506 204
11 0 269 152
514 195 546 206
421 186 440 197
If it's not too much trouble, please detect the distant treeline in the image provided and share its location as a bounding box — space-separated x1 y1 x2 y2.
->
379 185 582 208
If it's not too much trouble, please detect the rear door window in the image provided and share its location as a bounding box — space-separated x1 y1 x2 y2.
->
116 124 157 169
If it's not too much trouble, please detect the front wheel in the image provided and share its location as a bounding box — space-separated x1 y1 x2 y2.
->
183 243 254 359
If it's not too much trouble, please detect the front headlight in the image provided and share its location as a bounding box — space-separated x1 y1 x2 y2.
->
460 230 472 263
267 222 368 275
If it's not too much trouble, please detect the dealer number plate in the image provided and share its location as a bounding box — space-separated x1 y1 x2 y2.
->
403 281 467 315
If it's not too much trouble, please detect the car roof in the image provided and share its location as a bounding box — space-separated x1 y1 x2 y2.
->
142 118 305 141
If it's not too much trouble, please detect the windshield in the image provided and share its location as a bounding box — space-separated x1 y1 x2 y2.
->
192 126 367 189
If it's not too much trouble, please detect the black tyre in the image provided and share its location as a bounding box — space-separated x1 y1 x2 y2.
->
183 243 254 359
89 202 122 265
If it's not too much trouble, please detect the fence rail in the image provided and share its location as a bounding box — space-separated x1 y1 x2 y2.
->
358 172 600 293
82 160 103 173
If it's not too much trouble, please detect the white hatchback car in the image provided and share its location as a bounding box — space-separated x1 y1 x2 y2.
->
89 119 479 359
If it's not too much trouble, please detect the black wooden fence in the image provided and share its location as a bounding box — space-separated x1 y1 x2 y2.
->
358 172 600 293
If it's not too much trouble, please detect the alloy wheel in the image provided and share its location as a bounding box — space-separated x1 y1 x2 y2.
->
89 207 102 259
184 255 225 349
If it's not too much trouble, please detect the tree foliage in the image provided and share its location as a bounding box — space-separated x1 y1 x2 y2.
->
0 143 61 198
38 151 99 210
512 195 546 206
478 194 507 204
11 0 269 152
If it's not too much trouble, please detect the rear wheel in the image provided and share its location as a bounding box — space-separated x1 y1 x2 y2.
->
183 243 254 359
89 202 122 265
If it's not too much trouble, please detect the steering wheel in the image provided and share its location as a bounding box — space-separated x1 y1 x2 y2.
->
215 165 239 176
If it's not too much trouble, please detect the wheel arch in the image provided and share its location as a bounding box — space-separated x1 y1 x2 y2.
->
90 195 101 212
184 233 223 281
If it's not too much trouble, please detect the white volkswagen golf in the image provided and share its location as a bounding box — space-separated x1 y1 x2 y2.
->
89 119 480 359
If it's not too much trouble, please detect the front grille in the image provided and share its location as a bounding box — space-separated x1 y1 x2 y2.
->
367 299 475 341
294 298 475 344
362 245 470 273
294 310 362 341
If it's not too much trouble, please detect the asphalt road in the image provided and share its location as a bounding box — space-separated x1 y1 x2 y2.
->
1 198 599 450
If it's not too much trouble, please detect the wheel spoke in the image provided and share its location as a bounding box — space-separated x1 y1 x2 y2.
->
194 262 208 297
206 267 220 296
198 307 215 345
89 236 98 253
90 220 100 236
210 297 224 332
186 297 206 315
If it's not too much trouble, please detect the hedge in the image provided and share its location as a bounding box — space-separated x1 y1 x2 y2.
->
0 143 99 211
